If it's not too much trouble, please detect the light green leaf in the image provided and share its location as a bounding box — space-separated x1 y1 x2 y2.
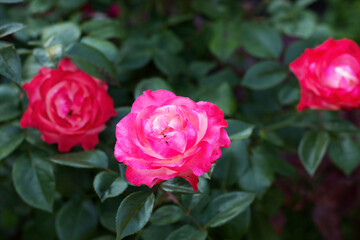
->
116 191 154 240
49 150 108 169
12 152 55 212
298 131 330 176
81 37 118 62
42 22 80 47
242 61 286 90
94 171 127 202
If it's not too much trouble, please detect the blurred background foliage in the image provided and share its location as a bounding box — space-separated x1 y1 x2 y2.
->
1 0 360 240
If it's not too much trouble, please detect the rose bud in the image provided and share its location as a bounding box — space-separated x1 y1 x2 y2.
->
20 58 117 152
290 38 360 110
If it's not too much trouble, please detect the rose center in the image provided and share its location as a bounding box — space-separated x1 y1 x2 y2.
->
320 54 360 89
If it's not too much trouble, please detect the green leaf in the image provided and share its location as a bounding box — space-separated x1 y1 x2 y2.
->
153 50 185 76
242 61 286 90
284 40 314 65
81 37 118 62
238 149 274 194
0 125 24 161
0 23 25 38
66 42 117 84
240 23 283 59
213 140 249 186
94 171 128 202
118 38 152 70
298 131 330 176
49 150 108 169
0 45 21 84
210 19 241 61
12 152 55 212
226 119 255 141
92 236 116 240
278 85 300 105
161 177 197 194
55 199 98 240
328 136 360 176
99 197 122 233
82 19 124 40
151 30 183 54
33 44 63 68
134 77 173 99
188 61 215 79
0 0 23 3
217 208 251 239
150 205 185 226
42 22 81 47
0 84 20 122
204 191 255 228
141 225 173 240
165 225 207 240
116 191 155 240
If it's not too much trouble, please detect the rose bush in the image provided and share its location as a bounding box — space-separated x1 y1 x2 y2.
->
114 90 230 190
20 58 117 152
290 38 360 110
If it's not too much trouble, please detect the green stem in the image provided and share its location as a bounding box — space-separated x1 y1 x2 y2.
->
165 191 203 230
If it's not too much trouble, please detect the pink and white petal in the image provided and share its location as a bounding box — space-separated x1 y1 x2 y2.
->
177 170 199 191
131 90 176 113
125 166 178 188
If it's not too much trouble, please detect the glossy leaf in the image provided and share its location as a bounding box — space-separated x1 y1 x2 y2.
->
0 84 20 122
204 192 255 227
55 199 98 240
242 61 286 90
328 136 360 175
0 45 21 84
298 131 330 176
0 125 24 161
134 77 173 99
66 42 117 84
12 152 55 212
116 191 155 239
226 119 255 141
94 171 128 202
165 225 207 240
161 177 197 194
150 205 185 225
210 19 241 61
49 150 108 169
241 23 283 59
0 23 25 38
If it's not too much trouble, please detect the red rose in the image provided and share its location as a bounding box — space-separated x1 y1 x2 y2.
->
114 90 230 191
20 58 117 152
290 38 360 110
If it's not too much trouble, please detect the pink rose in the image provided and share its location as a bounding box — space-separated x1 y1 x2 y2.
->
290 38 360 110
20 58 117 152
114 90 230 191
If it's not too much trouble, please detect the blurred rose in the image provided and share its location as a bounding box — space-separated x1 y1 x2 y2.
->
20 58 117 152
114 90 230 190
290 38 360 110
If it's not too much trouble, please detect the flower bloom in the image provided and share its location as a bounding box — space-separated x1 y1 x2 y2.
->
114 90 230 191
20 58 117 152
290 38 360 110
